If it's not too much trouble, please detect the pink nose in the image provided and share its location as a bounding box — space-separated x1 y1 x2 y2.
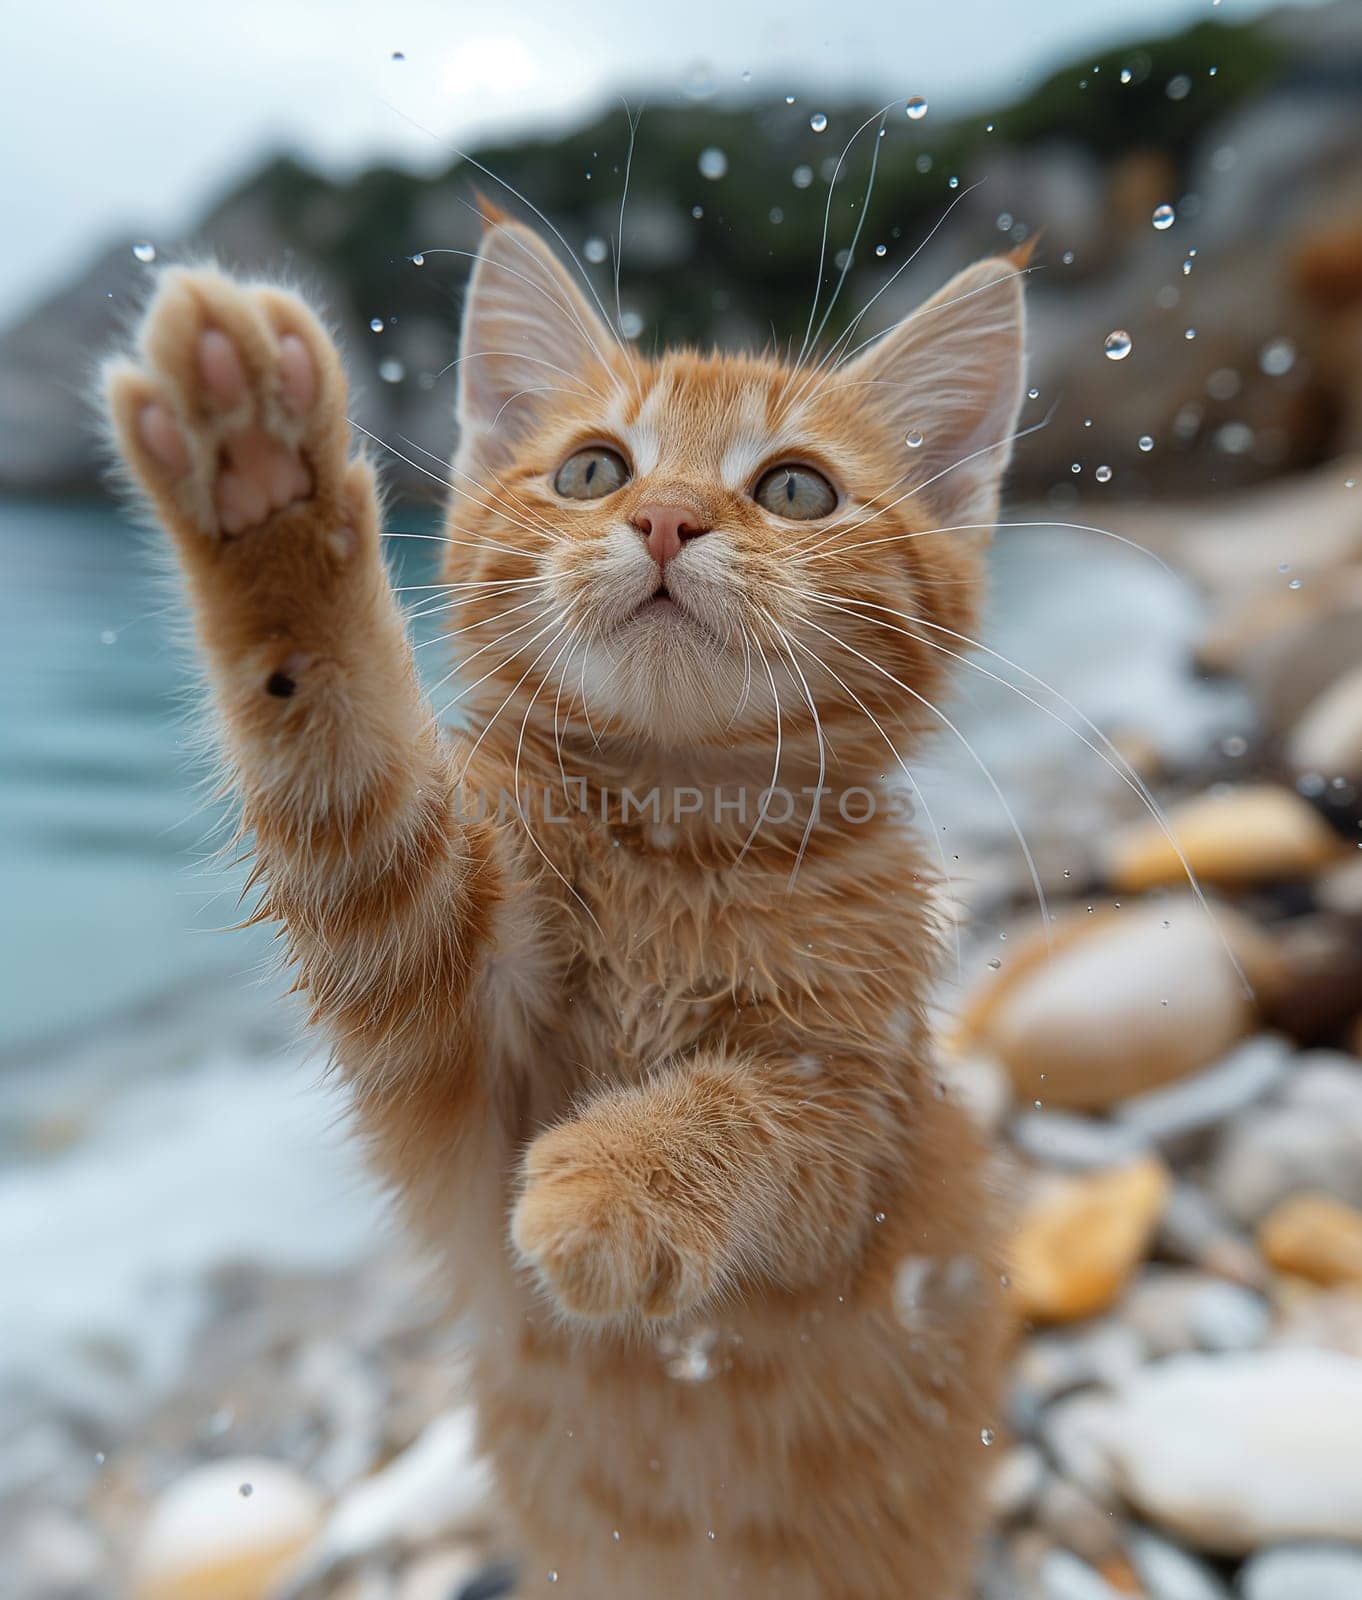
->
631 503 711 568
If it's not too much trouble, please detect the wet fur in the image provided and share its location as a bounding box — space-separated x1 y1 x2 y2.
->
103 210 1028 1597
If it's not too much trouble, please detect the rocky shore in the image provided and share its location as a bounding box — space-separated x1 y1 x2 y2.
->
8 452 1362 1599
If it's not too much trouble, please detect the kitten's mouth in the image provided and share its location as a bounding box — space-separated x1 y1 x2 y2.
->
632 581 682 619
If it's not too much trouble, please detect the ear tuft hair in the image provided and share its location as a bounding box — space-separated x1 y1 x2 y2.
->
837 254 1028 535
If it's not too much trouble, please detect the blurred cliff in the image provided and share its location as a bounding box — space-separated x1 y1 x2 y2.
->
3 0 1361 503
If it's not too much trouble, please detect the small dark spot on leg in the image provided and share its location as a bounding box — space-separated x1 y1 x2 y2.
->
266 671 296 698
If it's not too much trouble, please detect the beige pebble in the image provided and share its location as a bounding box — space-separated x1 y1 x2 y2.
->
1104 785 1343 892
1260 1192 1362 1288
956 898 1266 1110
132 1457 323 1600
1011 1158 1171 1323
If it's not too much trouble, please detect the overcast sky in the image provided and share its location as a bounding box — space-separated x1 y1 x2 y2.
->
0 0 1319 322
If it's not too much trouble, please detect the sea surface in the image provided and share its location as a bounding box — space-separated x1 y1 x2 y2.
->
0 493 1251 1404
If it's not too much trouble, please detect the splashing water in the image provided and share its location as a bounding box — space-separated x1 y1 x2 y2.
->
369 317 384 334
1259 337 1296 377
1104 330 1133 361
809 112 828 133
1152 203 1175 231
905 96 928 121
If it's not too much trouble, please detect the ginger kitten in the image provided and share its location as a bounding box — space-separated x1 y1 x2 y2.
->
104 205 1027 1598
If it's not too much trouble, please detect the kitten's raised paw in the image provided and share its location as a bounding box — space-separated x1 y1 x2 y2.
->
105 267 352 544
511 1124 719 1323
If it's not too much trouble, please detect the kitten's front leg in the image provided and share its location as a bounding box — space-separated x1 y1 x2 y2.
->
511 1051 886 1321
104 268 497 1049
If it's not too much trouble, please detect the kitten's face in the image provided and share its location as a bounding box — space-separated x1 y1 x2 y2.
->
444 213 1026 758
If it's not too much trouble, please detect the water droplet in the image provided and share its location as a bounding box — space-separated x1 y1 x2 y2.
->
1027 387 1039 400
1062 249 1075 265
1184 327 1197 341
905 430 924 449
1216 421 1254 455
809 112 828 133
409 252 424 267
981 1428 995 1446
915 153 933 173
996 211 1014 232
1152 203 1175 231
874 1210 887 1223
1120 67 1133 84
1166 74 1192 101
784 94 796 105
582 236 609 265
659 1326 716 1381
875 243 887 258
698 147 728 181
987 957 1001 970
682 62 717 100
948 175 959 189
1095 464 1113 483
792 164 814 189
99 628 117 645
1104 329 1133 361
612 1530 622 1543
769 207 784 224
547 1571 559 1584
1071 463 1082 474
1259 337 1297 377
378 358 405 384
905 95 928 121
238 1483 253 1498
1346 477 1357 490
369 317 384 333
620 311 643 339
691 204 704 219
131 241 156 263
1288 577 1303 591
391 50 405 61
1139 434 1155 452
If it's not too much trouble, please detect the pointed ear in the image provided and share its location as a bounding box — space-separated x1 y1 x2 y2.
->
838 253 1028 533
453 211 615 478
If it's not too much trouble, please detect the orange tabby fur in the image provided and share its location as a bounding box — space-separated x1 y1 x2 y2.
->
104 206 1029 1597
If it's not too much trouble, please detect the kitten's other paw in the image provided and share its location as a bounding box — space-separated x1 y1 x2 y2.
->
104 267 356 545
511 1121 721 1322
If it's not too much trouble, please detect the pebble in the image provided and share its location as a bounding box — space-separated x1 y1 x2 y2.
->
300 1409 493 1583
941 1049 1014 1134
1209 1055 1362 1222
1120 1269 1269 1356
1094 1350 1362 1553
958 900 1261 1110
1258 1192 1362 1287
1010 1109 1152 1171
1125 1527 1230 1600
1286 661 1362 782
989 1444 1049 1520
1011 1158 1171 1323
1037 1391 1125 1504
1239 1543 1362 1600
1102 785 1343 890
1156 1182 1268 1287
131 1457 324 1600
1034 1476 1125 1566
1038 1547 1127 1600
1113 1035 1292 1148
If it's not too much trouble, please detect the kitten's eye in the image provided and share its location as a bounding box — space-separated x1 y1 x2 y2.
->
553 447 630 500
753 464 837 520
